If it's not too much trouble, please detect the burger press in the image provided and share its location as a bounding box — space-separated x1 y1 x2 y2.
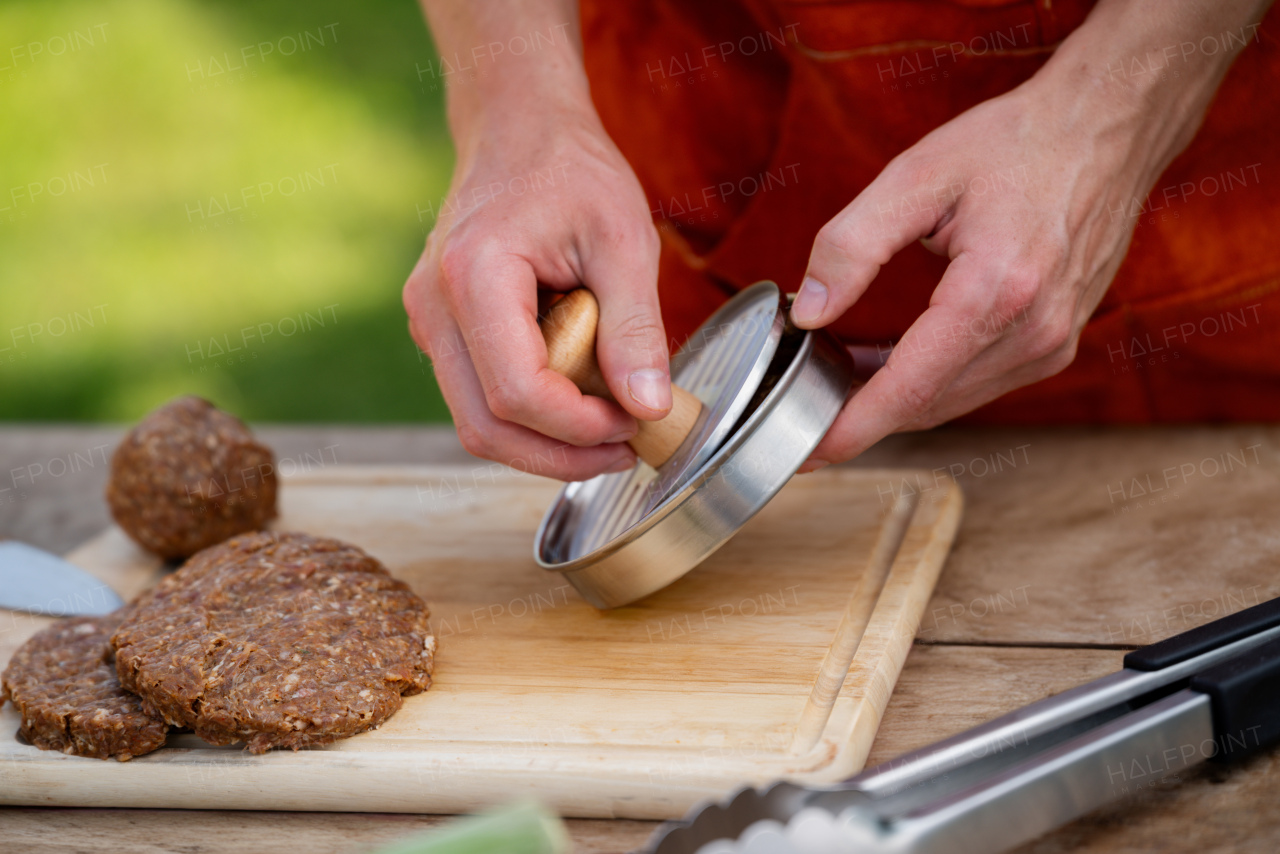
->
534 281 857 609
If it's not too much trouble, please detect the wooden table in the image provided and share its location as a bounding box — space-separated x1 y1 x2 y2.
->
2 424 1277 853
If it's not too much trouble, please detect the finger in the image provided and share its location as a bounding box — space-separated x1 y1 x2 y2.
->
425 304 637 481
898 346 1069 432
442 357 638 481
581 221 671 420
793 156 955 328
892 260 1114 431
403 249 439 357
807 253 1006 462
894 311 1080 431
437 240 637 446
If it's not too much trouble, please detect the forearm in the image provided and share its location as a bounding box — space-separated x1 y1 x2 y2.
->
418 0 594 147
1032 0 1272 186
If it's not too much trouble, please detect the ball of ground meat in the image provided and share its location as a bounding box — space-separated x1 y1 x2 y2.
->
106 396 277 559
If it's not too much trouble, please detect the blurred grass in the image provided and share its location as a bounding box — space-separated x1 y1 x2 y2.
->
0 0 453 422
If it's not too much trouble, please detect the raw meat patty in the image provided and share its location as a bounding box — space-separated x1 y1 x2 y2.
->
112 531 436 753
1 612 168 760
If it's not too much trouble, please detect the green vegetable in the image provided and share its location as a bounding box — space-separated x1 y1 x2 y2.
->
369 801 571 854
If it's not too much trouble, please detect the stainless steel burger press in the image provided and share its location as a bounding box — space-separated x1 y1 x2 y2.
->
534 281 856 608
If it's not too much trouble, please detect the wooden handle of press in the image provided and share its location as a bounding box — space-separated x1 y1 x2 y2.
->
540 289 701 468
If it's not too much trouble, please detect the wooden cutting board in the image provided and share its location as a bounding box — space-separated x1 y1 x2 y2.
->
0 465 961 819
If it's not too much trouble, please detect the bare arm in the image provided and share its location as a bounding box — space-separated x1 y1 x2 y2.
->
419 0 588 142
797 0 1273 467
406 1 669 479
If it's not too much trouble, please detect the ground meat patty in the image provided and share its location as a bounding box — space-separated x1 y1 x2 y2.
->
1 612 168 760
112 531 436 753
106 396 278 559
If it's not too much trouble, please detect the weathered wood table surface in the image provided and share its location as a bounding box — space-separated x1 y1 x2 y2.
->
2 424 1277 853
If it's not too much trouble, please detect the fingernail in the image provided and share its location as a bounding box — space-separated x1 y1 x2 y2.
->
606 428 636 444
604 457 635 474
627 368 672 413
792 276 828 326
798 458 830 474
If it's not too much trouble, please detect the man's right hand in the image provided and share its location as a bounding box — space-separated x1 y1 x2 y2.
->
405 3 669 481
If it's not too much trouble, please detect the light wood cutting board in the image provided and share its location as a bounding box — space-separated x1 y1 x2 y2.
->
0 465 962 819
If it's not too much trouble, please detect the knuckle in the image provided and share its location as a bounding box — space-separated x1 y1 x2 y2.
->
1042 336 1079 375
437 232 497 300
437 241 471 298
455 422 496 460
608 308 667 361
402 254 434 317
631 218 660 255
891 156 936 192
1023 314 1074 362
484 380 532 424
817 217 889 270
813 223 850 258
893 380 935 422
594 205 658 249
401 281 421 329
994 267 1041 321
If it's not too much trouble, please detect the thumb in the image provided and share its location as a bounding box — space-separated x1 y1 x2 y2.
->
583 223 672 420
793 159 954 329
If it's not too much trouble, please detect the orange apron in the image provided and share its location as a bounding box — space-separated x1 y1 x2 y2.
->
580 0 1280 422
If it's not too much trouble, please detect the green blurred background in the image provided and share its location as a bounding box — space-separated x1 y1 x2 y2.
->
0 0 453 422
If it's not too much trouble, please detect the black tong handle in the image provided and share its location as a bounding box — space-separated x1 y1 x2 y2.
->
1122 595 1280 762
1124 595 1280 671
1190 634 1280 763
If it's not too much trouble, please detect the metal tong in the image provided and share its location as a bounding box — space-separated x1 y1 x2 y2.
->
648 596 1280 854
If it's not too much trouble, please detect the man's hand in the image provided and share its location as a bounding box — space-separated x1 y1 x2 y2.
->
793 0 1271 469
405 1 669 480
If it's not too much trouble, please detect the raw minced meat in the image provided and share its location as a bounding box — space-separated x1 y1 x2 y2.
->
111 531 436 753
106 396 278 559
1 612 168 760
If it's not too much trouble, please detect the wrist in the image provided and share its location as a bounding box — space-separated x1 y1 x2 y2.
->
444 44 598 150
1028 0 1267 181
